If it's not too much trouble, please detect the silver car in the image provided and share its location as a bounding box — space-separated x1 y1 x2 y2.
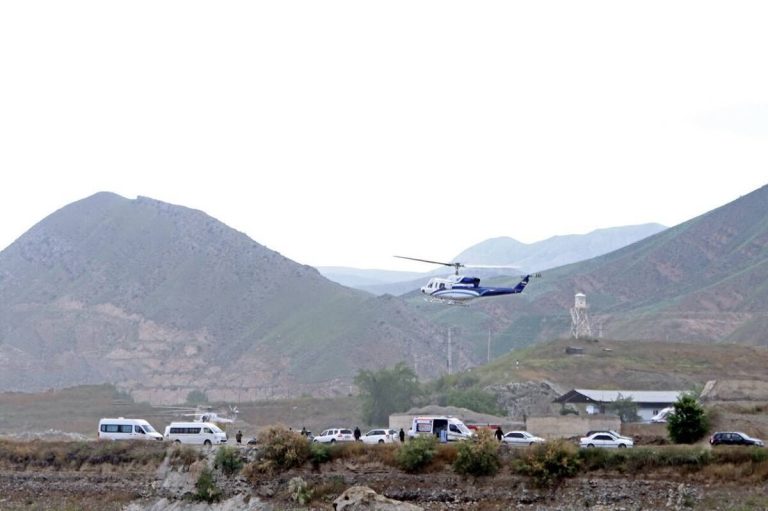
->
502 430 546 447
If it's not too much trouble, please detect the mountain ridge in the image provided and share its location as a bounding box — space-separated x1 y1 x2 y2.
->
0 193 446 403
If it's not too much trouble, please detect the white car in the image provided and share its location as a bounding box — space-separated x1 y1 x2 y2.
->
313 428 355 444
579 432 633 449
362 428 395 444
502 431 546 447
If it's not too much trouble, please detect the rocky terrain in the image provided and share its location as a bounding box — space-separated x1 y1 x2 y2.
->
1 442 766 511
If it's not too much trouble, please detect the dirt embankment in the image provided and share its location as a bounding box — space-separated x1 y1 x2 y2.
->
0 443 765 511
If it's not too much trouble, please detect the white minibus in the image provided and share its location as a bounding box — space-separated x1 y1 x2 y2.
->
164 421 227 445
98 418 163 441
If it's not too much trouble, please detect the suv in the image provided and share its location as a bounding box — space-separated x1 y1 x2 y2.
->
312 428 354 444
709 431 764 447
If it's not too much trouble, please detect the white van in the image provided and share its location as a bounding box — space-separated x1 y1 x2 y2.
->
164 421 227 445
407 416 474 442
98 418 163 441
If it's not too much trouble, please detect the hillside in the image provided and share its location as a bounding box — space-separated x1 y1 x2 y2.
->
411 184 768 352
0 193 445 403
473 338 768 391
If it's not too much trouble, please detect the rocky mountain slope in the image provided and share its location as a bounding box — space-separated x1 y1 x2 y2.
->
419 184 768 351
0 193 445 403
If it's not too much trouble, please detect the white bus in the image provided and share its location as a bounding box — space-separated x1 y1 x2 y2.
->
164 421 227 445
98 418 163 441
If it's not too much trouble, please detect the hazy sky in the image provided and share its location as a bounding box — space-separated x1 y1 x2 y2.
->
1 1 766 272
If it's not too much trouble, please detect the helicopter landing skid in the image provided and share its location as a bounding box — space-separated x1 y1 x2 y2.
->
424 297 469 307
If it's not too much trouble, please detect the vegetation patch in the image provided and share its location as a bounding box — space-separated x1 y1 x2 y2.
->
453 429 500 476
395 435 438 473
249 426 310 474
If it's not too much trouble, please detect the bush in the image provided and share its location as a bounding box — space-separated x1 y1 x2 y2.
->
395 435 437 473
194 468 221 503
254 426 311 473
310 442 331 467
170 445 203 469
513 440 580 487
288 476 313 505
453 429 500 477
667 394 709 444
214 445 243 476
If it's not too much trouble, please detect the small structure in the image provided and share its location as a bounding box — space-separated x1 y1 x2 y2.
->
554 389 685 422
570 293 592 339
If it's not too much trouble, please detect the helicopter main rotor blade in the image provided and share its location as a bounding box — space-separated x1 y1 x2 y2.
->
463 264 521 269
394 255 463 268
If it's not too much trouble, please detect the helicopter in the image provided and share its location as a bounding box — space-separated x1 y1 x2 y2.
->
179 405 239 424
395 255 539 305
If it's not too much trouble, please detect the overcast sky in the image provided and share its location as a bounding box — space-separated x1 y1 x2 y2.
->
1 1 766 272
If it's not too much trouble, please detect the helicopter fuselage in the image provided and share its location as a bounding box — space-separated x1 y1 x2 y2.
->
420 274 531 303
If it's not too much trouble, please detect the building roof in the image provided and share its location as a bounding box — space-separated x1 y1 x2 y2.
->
554 389 685 404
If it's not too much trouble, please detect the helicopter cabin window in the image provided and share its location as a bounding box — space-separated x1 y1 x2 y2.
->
439 283 445 289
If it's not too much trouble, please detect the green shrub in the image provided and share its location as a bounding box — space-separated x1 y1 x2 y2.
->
514 440 580 487
214 445 243 476
310 442 331 467
667 394 709 444
453 429 500 477
194 468 221 503
395 435 437 473
254 426 311 473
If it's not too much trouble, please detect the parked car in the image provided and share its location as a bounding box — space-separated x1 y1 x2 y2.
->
585 430 633 441
313 428 354 444
362 428 395 444
502 431 546 447
580 432 633 449
709 431 764 447
651 407 674 423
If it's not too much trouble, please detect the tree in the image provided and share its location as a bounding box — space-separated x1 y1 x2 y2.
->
606 393 640 423
667 393 709 444
355 363 420 425
186 389 208 405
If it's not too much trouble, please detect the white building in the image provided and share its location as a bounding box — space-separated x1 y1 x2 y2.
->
554 389 686 422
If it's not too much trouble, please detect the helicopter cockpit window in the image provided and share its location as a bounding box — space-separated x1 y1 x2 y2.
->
439 283 445 289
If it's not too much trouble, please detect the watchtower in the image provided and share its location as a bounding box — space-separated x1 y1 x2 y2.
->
570 292 592 339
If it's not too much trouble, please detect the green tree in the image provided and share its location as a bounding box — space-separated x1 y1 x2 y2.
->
606 393 640 423
355 362 420 425
667 394 709 444
186 390 208 405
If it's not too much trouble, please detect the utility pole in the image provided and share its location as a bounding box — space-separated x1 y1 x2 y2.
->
487 328 491 363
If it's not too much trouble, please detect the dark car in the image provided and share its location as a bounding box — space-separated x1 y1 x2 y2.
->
709 431 764 447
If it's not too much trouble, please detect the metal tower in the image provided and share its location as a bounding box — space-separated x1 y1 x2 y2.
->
570 292 592 339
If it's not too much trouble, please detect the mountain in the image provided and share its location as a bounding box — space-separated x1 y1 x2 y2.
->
320 224 666 295
452 224 668 272
419 184 768 354
316 267 423 289
0 193 447 403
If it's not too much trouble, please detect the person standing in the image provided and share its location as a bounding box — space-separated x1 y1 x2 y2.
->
236 430 243 444
399 428 405 443
354 426 361 441
495 426 503 442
